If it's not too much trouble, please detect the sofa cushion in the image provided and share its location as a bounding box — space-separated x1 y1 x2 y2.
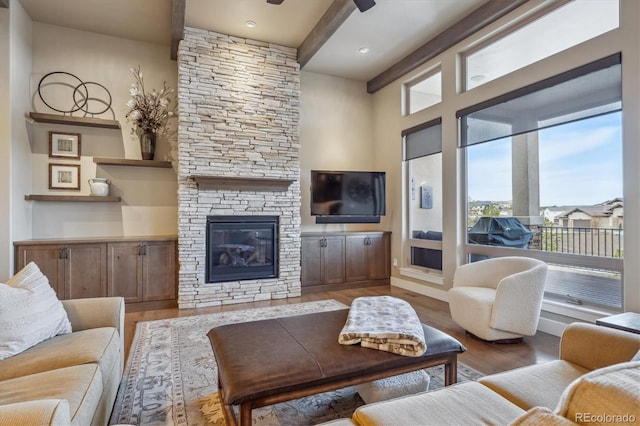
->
352 381 525 426
479 360 589 410
0 364 103 426
0 262 71 360
0 399 71 426
510 407 577 425
555 361 640 425
0 327 120 382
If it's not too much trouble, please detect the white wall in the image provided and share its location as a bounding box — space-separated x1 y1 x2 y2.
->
10 0 33 265
371 0 640 314
0 1 33 281
0 7 11 281
27 23 178 239
299 72 378 232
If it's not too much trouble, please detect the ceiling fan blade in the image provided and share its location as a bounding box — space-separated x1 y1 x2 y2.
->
353 0 376 12
266 0 285 4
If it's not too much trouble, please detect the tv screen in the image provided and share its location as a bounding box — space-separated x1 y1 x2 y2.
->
310 170 386 216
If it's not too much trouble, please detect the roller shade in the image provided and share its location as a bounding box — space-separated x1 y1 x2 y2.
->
457 53 622 147
403 117 442 160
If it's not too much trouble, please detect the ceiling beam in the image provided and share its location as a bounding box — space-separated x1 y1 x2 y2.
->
366 0 529 94
0 0 9 9
170 0 186 61
297 0 356 68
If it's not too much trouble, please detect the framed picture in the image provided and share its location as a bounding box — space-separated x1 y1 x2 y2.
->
49 163 81 190
49 132 81 159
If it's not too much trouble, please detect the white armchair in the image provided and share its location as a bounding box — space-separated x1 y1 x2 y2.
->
448 256 548 342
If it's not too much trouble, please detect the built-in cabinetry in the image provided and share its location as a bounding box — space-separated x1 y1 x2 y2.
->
15 236 177 309
300 231 390 294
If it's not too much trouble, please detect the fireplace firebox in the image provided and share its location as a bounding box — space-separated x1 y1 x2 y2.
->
206 216 279 283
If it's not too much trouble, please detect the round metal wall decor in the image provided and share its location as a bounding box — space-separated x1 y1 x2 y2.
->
37 71 113 117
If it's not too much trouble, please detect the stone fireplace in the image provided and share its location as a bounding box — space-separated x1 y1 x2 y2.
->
176 27 301 308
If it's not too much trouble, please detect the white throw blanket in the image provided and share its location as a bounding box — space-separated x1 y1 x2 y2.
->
338 296 427 357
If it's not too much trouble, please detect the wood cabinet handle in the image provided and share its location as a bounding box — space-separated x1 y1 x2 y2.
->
138 244 147 255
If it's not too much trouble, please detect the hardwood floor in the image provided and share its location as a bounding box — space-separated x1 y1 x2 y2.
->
123 285 560 376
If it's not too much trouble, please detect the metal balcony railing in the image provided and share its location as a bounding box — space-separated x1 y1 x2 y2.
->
533 226 623 258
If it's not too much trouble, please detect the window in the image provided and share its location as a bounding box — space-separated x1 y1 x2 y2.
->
464 0 619 90
402 119 443 278
405 69 441 115
459 55 623 310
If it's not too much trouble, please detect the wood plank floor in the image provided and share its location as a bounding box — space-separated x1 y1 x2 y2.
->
124 285 560 376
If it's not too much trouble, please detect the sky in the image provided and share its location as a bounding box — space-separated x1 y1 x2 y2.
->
467 112 623 207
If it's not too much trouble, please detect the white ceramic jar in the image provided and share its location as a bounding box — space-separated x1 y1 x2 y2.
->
88 178 110 196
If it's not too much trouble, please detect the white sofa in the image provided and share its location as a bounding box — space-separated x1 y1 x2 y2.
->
0 297 125 426
325 322 640 425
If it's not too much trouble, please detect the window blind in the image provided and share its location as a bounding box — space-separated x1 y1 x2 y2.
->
457 53 622 147
403 117 442 160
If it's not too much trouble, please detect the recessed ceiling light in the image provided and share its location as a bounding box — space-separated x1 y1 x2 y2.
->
358 47 370 54
245 20 257 28
470 75 485 82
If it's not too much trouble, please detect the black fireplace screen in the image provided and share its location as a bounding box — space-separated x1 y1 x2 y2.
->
206 216 279 283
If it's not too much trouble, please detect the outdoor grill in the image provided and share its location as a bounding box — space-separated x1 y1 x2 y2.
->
468 217 533 248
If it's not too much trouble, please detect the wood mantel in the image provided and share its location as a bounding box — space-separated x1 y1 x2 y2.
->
192 175 295 191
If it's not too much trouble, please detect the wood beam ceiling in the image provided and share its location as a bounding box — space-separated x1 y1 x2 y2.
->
171 0 186 61
297 0 356 69
366 0 529 94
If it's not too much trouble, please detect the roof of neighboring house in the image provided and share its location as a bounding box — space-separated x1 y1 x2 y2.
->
558 199 625 219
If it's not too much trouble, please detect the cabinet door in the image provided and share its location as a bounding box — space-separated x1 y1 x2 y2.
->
15 244 65 298
301 236 324 286
345 235 368 282
65 243 107 299
107 242 143 303
142 240 177 301
367 234 390 280
323 236 346 284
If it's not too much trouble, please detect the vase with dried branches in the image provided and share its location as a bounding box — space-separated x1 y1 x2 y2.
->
125 66 175 160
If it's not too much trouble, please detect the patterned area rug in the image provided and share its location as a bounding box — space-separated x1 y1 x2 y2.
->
110 299 483 425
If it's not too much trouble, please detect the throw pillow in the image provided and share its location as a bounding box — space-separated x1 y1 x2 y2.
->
555 361 640 425
0 262 72 360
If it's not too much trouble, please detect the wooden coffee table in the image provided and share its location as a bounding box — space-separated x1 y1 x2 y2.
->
207 308 465 426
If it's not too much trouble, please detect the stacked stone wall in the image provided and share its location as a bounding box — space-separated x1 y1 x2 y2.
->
177 28 301 308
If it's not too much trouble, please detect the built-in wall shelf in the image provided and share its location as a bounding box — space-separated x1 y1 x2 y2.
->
29 112 121 129
192 175 295 191
94 157 172 168
25 194 121 202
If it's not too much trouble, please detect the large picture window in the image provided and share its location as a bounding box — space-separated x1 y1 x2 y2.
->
459 55 623 310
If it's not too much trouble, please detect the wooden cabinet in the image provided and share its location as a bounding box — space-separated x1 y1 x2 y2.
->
346 233 390 282
301 235 345 287
15 236 177 307
15 243 106 299
142 240 177 301
301 232 390 294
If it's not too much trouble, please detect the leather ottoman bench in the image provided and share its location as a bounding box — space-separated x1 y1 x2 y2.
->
207 308 465 426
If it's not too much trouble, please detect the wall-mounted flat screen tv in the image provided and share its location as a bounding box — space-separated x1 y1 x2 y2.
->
310 170 386 217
